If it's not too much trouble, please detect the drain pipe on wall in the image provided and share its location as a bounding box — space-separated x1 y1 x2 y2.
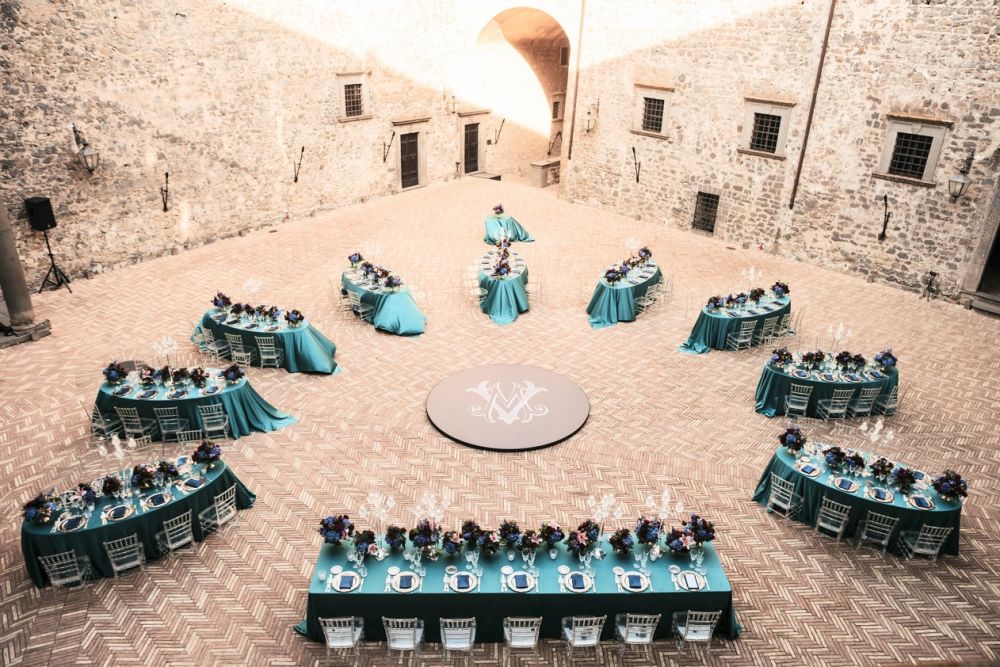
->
789 0 837 210
566 0 586 161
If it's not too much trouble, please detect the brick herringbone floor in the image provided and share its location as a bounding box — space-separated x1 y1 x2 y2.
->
1 179 999 666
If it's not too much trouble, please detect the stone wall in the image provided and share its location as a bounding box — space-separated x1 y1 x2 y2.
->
562 0 1000 298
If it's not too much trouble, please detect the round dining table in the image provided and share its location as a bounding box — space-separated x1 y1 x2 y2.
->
194 310 339 374
483 213 534 244
341 271 426 336
586 261 662 329
679 296 791 353
754 363 898 418
94 370 295 440
478 248 529 324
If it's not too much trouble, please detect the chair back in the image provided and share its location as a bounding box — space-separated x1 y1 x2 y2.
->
161 510 194 550
504 617 542 648
382 617 421 650
817 496 852 528
199 403 227 426
440 617 476 649
39 550 86 587
830 388 854 403
103 534 144 573
879 386 899 407
202 327 221 347
348 291 363 307
153 406 183 430
214 484 238 526
114 406 144 431
770 473 798 508
913 525 953 554
760 316 778 334
319 617 362 649
622 613 660 644
176 429 204 445
681 610 722 639
224 332 246 352
777 312 792 334
255 336 278 354
787 383 813 408
738 319 756 337
567 615 606 647
860 510 898 543
854 386 881 406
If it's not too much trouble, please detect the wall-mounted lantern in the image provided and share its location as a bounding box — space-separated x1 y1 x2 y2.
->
448 96 459 114
584 100 600 133
948 151 974 201
71 124 99 172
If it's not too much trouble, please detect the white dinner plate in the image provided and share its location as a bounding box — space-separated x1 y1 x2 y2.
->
676 570 707 591
620 570 649 593
449 571 478 593
506 571 535 593
391 571 421 593
331 571 361 593
563 571 593 593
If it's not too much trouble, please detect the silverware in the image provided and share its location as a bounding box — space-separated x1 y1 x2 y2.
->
384 576 391 592
500 574 507 592
443 574 449 592
558 576 566 593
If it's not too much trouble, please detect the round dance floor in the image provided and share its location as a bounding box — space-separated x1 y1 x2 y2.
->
425 364 590 451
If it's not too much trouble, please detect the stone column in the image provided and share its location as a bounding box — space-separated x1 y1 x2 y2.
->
0 204 36 331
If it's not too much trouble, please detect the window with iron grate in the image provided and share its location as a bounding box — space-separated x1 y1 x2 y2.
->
642 97 665 133
693 192 720 234
888 132 933 180
344 83 364 118
749 113 782 153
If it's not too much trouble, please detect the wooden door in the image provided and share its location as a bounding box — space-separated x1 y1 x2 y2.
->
464 123 479 174
401 132 419 188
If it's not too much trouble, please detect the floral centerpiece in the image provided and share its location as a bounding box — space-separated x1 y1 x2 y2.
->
802 350 826 369
23 492 58 525
359 261 374 277
539 522 564 548
171 367 190 385
139 365 156 386
408 518 441 551
384 275 403 292
665 526 693 554
285 309 304 327
683 514 716 544
131 464 157 490
834 351 854 369
779 425 806 452
103 361 128 385
726 293 748 308
869 457 894 480
460 520 482 549
477 529 501 555
222 364 245 384
609 527 635 555
932 470 968 502
213 292 232 310
892 466 918 493
493 203 504 216
851 354 866 369
822 446 846 469
157 365 171 385
495 237 512 251
253 304 267 319
267 306 281 322
75 482 98 505
706 295 726 310
189 367 209 388
519 529 542 552
353 529 378 558
565 519 600 555
493 257 512 278
638 247 652 262
771 281 789 297
498 520 521 549
604 268 623 284
157 460 180 480
101 475 123 496
634 516 662 546
441 530 463 556
348 252 364 267
319 514 354 545
844 452 865 470
874 349 897 371
230 303 245 318
771 347 793 366
385 525 407 550
192 440 222 468
748 287 766 302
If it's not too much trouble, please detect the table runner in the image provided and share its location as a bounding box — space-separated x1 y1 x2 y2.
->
586 262 662 329
195 311 339 374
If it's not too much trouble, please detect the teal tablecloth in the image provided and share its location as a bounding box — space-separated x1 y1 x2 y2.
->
94 373 295 439
679 298 791 353
294 538 739 643
478 249 529 325
754 364 898 418
586 262 662 329
21 461 255 587
194 311 339 374
752 446 960 555
341 272 426 336
484 214 534 244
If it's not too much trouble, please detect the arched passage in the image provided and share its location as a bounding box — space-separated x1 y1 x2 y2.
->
468 8 570 181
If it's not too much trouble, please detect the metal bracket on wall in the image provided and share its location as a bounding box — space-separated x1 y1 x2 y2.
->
493 119 505 146
632 147 641 183
878 194 891 241
160 172 169 212
547 131 562 157
293 146 305 183
382 132 396 163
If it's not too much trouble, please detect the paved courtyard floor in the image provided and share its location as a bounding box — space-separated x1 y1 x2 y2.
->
1 178 999 666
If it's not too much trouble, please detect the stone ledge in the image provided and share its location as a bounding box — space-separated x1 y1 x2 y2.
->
337 114 373 123
629 129 668 140
872 172 938 188
737 147 786 160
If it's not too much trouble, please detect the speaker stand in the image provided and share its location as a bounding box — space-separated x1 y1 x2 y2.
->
38 229 72 294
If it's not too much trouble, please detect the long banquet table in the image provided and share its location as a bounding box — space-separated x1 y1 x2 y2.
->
341 271 426 336
754 364 898 418
195 311 339 374
22 461 255 587
752 446 961 555
95 372 296 439
294 539 740 643
586 261 662 329
483 213 534 244
679 297 791 353
478 249 530 325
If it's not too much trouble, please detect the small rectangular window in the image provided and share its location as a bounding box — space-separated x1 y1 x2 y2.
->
888 132 933 180
693 192 720 234
560 47 569 66
749 113 782 154
344 83 364 118
552 100 560 120
642 97 664 133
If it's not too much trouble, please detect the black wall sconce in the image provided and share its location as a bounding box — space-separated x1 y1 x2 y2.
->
631 146 641 183
547 131 562 157
382 132 396 163
922 270 939 300
447 95 459 114
71 124 100 172
293 146 305 183
877 194 891 242
160 172 169 212
584 100 600 133
948 151 974 201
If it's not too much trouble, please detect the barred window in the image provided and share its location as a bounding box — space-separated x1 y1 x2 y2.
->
888 132 933 180
552 100 560 120
344 83 363 118
693 192 720 234
642 97 664 133
560 46 569 66
749 113 782 153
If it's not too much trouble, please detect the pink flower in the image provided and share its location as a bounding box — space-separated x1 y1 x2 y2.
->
367 544 378 555
578 534 588 545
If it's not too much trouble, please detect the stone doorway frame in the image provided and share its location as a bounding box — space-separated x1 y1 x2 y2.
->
959 175 1000 306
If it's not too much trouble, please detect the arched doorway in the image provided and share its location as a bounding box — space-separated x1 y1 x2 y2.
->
469 8 570 182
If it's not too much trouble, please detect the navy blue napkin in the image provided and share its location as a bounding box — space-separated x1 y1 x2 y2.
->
627 574 642 588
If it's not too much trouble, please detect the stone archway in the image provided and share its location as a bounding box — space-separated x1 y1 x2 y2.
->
471 8 571 182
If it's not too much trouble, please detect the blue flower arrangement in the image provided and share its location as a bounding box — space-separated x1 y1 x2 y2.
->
609 527 635 555
192 440 222 467
565 519 600 555
638 247 652 261
874 349 897 370
384 275 403 290
771 347 793 366
706 295 726 310
779 425 806 452
385 525 407 550
213 292 232 309
284 309 304 327
893 466 917 493
222 364 245 384
665 526 693 554
771 281 790 297
319 514 354 545
869 457 894 480
131 464 157 490
353 529 377 558
932 470 968 501
101 475 123 497
519 529 542 551
408 518 440 550
460 520 482 548
348 252 364 266
441 530 463 556
157 460 180 479
748 287 766 302
539 522 564 547
604 268 622 284
102 361 128 385
23 492 58 525
477 529 501 555
634 516 662 545
494 257 512 278
493 203 504 215
683 513 716 544
498 519 522 549
823 446 846 469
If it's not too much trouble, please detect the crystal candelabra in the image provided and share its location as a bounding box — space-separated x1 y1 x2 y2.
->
358 491 395 537
412 491 450 529
827 322 853 351
152 336 178 366
243 278 262 297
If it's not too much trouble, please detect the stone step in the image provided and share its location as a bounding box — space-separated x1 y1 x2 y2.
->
970 291 1000 316
471 172 501 181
